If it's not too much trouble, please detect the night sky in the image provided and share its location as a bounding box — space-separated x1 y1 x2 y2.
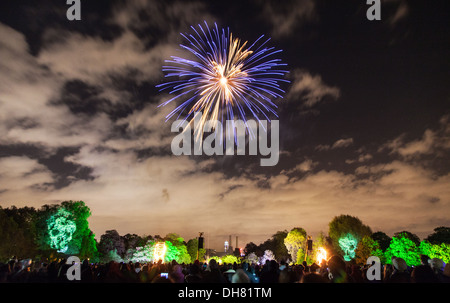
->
0 0 449 250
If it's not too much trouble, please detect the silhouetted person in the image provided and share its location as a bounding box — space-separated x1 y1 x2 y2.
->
278 268 290 283
138 264 150 283
169 264 185 283
300 272 329 283
387 258 410 283
185 263 202 283
259 260 279 283
152 274 172 283
442 263 450 283
120 262 138 283
241 262 258 283
327 255 349 283
231 269 250 283
81 259 94 282
420 254 430 266
302 261 309 273
201 259 226 283
103 261 125 283
411 265 439 283
350 265 364 283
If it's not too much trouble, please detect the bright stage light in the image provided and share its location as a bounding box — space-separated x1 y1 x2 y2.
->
154 242 167 263
316 247 328 265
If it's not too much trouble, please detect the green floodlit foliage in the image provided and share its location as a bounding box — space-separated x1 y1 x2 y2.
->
355 235 385 264
186 238 206 261
164 240 191 264
47 208 76 253
338 233 358 261
284 227 307 264
129 240 191 264
207 255 241 265
40 201 97 258
222 254 241 264
130 241 156 263
419 241 450 264
163 241 177 263
328 215 372 258
384 236 421 266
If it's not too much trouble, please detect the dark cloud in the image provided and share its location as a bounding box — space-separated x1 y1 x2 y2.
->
0 0 449 250
55 80 112 116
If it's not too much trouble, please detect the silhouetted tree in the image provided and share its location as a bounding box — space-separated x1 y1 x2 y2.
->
371 231 392 251
260 230 289 261
244 242 262 256
426 227 450 245
98 230 125 258
1 206 39 260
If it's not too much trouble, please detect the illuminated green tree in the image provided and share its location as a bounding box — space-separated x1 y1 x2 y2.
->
384 235 421 266
175 244 191 264
187 238 206 261
393 231 420 245
60 201 96 256
130 240 156 263
47 208 77 253
222 254 240 264
164 240 191 264
34 201 97 258
355 235 384 264
163 241 178 263
164 233 185 245
163 233 191 264
80 230 98 260
338 233 358 261
328 214 372 258
419 241 450 264
284 227 307 264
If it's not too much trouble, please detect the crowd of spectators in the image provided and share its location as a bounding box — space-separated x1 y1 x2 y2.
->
1 254 449 283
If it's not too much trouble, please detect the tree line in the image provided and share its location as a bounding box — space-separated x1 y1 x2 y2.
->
244 215 450 266
1 202 449 266
0 201 96 262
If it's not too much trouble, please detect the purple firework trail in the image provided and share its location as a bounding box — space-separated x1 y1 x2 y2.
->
157 21 289 140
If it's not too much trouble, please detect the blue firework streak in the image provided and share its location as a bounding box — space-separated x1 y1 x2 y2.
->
157 21 289 138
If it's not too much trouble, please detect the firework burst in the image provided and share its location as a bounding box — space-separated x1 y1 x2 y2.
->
157 21 289 140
